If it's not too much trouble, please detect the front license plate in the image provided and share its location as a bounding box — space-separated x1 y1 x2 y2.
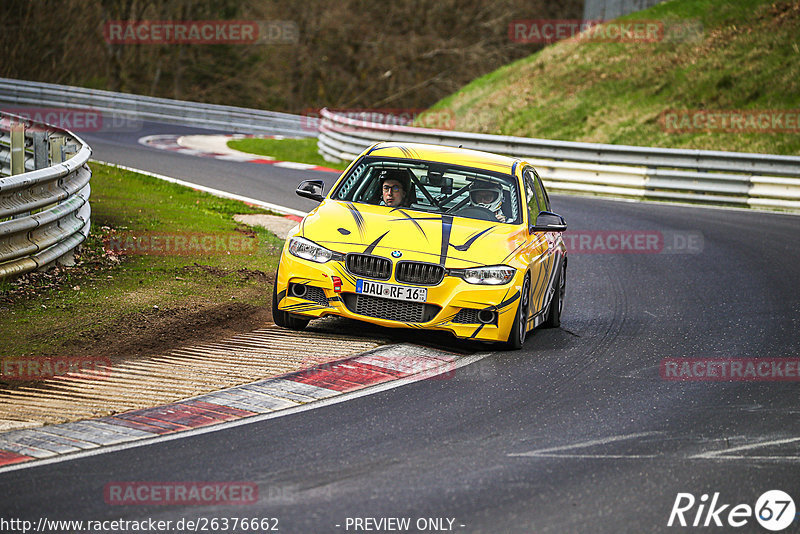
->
356 279 427 303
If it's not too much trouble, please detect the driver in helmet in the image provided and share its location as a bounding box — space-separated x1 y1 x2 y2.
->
469 180 507 222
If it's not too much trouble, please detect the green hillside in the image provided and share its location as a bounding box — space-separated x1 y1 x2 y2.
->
428 0 800 155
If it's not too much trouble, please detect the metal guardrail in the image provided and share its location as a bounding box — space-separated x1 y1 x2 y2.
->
318 108 800 211
0 112 91 279
2 79 796 212
0 78 314 138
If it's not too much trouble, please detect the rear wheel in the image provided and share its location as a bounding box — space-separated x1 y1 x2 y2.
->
504 274 530 350
272 268 310 331
543 260 566 328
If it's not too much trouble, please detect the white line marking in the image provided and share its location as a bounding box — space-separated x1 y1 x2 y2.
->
0 352 493 474
90 160 308 217
518 453 661 459
508 431 663 457
699 455 800 462
690 436 800 459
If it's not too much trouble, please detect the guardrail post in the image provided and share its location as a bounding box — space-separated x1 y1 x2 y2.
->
49 134 65 163
53 136 79 267
32 130 48 169
10 122 25 175
9 122 30 220
63 143 79 161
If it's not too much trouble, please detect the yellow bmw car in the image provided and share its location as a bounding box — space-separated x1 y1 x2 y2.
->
272 142 567 348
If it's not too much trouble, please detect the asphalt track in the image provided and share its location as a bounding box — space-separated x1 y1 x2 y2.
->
2 122 799 533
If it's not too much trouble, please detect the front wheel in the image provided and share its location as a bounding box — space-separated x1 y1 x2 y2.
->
503 274 530 350
272 269 310 331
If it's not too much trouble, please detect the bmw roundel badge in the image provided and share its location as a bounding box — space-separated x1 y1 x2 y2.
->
391 250 402 258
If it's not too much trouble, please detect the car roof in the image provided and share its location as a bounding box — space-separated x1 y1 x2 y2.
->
366 142 520 175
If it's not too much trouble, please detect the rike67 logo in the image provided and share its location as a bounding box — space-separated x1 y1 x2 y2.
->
668 490 796 531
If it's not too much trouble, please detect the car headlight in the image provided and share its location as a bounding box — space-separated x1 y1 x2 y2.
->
288 237 341 263
450 265 516 285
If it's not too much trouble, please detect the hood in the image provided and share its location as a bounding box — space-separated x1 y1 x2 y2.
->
299 200 526 267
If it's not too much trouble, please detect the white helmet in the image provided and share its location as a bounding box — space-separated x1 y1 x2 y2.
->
469 181 503 212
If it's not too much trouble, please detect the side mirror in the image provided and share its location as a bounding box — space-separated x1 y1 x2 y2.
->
296 180 325 202
530 211 567 232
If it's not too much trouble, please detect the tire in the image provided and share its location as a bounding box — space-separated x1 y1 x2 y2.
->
543 260 566 328
504 274 530 350
272 269 310 331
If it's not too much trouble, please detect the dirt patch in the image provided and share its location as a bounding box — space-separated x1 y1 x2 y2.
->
1 291 274 390
66 297 273 364
1 256 278 387
234 213 298 240
64 266 274 363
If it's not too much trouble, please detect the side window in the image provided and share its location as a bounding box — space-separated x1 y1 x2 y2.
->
523 169 539 227
532 169 548 213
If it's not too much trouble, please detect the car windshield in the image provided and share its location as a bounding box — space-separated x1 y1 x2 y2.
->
330 156 522 224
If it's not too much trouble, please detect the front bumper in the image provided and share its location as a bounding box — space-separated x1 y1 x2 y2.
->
275 252 522 342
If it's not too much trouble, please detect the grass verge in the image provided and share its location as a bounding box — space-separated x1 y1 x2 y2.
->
427 0 800 155
228 137 350 171
0 163 285 362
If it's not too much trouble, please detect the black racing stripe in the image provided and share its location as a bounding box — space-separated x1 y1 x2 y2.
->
334 265 357 286
435 312 459 326
530 259 548 311
484 287 510 312
391 209 428 240
378 144 410 158
363 231 390 255
283 304 325 312
541 257 558 310
439 215 453 265
501 240 527 264
344 202 366 239
450 226 496 252
371 144 402 155
489 289 520 313
469 323 485 339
